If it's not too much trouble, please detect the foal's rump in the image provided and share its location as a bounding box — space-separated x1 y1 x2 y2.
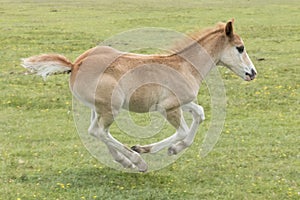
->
70 46 123 110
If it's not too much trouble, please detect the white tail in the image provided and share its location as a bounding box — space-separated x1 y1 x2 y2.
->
21 54 73 80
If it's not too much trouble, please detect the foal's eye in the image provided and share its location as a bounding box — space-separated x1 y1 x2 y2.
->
236 46 244 54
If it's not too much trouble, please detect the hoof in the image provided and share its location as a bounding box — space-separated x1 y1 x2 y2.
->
131 145 141 153
131 145 151 154
138 163 148 173
167 146 177 156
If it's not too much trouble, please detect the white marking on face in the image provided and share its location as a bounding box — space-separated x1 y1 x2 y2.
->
220 40 257 81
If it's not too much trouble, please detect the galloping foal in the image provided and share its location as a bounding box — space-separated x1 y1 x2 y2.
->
22 19 257 172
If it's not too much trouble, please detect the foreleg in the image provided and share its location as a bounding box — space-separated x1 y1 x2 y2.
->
168 102 205 155
131 108 189 154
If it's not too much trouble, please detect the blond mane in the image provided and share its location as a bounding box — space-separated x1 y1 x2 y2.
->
170 22 226 55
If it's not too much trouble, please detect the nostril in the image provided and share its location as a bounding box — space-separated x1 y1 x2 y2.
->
245 69 257 81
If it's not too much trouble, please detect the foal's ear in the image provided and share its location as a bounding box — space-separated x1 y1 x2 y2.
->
225 19 234 37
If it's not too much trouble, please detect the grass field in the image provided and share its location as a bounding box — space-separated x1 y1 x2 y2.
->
1 0 299 199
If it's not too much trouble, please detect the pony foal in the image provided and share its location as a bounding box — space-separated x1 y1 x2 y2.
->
22 19 257 172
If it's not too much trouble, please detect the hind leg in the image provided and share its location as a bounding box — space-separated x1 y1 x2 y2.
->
88 110 134 169
90 111 148 172
131 108 189 154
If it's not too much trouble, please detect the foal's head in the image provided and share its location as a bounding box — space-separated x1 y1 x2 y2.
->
218 19 257 81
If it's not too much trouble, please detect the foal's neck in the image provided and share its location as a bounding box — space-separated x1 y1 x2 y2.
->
197 31 225 64
175 32 223 81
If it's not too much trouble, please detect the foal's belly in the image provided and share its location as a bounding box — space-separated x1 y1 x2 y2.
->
123 84 175 113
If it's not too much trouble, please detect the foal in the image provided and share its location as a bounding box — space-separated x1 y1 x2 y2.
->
22 19 257 172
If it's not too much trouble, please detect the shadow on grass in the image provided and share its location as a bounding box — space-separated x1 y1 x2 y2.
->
57 166 177 190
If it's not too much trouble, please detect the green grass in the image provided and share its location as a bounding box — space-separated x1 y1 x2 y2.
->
1 0 299 199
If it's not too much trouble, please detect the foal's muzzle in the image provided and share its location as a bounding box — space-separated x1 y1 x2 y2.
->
245 68 257 81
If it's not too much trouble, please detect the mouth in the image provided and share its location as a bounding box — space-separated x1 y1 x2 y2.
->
245 69 257 81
